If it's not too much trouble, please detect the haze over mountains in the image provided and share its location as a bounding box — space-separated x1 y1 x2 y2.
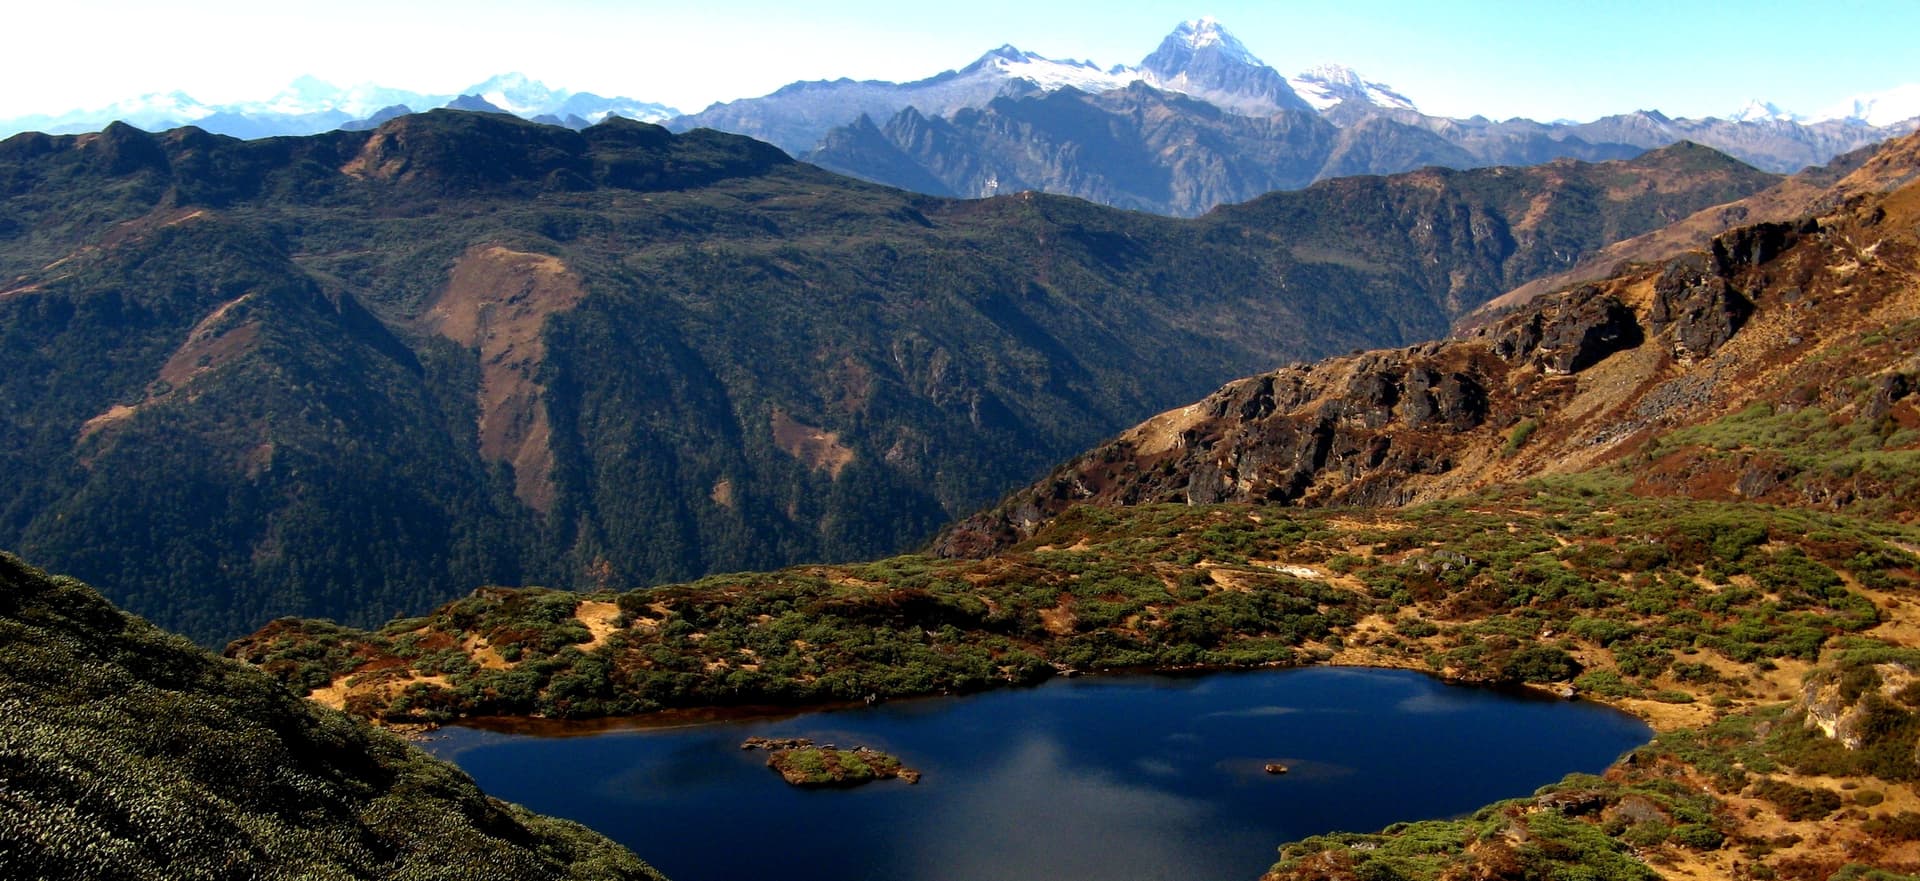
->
0 72 680 140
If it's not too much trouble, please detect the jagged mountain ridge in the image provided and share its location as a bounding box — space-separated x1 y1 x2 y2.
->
671 18 1346 156
0 112 1774 645
1472 137 1910 317
935 131 1920 557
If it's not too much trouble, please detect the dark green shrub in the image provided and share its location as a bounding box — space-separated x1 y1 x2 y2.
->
1752 779 1841 821
1669 823 1724 850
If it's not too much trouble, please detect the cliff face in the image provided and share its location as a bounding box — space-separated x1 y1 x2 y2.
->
936 134 1920 558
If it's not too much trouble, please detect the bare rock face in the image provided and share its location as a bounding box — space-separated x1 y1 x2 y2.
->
1532 288 1644 374
1712 220 1806 274
1491 285 1645 374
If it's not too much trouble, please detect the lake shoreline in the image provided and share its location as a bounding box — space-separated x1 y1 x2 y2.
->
409 655 1673 741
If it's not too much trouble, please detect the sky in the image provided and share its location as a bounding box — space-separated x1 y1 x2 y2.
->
7 0 1916 122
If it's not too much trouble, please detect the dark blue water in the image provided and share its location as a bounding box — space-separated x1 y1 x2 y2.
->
423 667 1648 881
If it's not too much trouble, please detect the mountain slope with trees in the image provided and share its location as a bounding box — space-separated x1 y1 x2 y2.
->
0 112 1775 644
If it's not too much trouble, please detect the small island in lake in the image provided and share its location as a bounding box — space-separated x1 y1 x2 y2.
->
741 736 921 787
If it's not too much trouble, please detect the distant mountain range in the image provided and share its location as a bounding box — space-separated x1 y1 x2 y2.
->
4 18 1916 218
675 18 1918 215
0 73 679 140
1730 83 1920 126
670 17 1396 155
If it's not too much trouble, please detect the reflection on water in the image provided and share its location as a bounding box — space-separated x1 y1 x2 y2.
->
905 734 1234 881
423 667 1649 881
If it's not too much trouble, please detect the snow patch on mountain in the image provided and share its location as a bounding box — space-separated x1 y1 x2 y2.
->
974 46 1133 93
1287 64 1418 113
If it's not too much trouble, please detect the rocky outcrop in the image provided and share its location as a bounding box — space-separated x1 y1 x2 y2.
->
1800 663 1920 750
1496 286 1645 374
1649 255 1755 360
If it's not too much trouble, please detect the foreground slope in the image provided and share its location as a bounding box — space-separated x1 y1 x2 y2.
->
0 551 663 881
0 112 1771 645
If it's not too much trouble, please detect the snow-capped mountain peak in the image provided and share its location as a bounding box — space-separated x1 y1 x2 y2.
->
1287 64 1419 113
1146 17 1266 73
1134 19 1312 116
1726 99 1802 123
964 44 1131 93
461 73 564 116
1169 16 1257 62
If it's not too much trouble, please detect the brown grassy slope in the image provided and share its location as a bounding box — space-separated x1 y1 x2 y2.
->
934 133 1920 559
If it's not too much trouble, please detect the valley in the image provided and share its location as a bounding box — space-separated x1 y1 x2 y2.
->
227 131 1920 880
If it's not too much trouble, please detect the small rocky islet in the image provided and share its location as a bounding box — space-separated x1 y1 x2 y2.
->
741 736 922 787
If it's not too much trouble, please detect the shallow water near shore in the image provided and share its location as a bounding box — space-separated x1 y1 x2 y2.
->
422 666 1650 881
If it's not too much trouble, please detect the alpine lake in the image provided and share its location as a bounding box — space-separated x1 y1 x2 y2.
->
422 666 1651 881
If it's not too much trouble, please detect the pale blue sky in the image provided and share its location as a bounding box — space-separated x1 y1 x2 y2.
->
8 0 1915 121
